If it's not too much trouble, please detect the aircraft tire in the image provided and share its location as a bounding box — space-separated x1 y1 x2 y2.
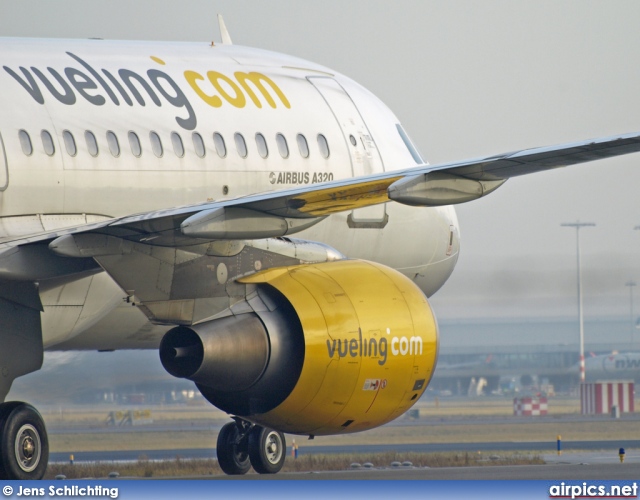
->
216 422 251 475
248 426 286 474
0 402 48 480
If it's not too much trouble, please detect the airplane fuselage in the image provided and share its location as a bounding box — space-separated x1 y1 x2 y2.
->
0 38 459 349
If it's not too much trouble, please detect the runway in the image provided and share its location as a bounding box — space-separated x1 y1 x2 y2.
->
49 448 640 480
209 463 640 481
161 451 640 480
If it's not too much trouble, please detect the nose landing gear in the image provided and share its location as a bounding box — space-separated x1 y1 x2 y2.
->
216 419 286 475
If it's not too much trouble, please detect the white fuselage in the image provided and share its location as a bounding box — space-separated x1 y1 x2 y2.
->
0 38 459 349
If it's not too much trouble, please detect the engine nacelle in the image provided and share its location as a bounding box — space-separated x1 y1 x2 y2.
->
159 259 438 436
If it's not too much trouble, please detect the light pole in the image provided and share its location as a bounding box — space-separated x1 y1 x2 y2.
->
561 221 595 383
625 280 636 345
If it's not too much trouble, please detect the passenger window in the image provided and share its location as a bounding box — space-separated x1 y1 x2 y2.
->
317 134 330 159
296 134 309 158
276 133 289 158
255 133 268 159
192 132 206 158
171 132 185 158
41 130 55 156
128 131 142 157
62 131 77 157
234 133 248 158
106 131 120 157
150 131 163 158
213 132 226 158
85 131 99 157
18 130 33 156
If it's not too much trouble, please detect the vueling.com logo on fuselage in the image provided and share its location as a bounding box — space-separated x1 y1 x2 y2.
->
2 53 291 131
326 330 423 366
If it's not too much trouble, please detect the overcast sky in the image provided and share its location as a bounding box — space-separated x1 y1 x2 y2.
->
1 1 640 321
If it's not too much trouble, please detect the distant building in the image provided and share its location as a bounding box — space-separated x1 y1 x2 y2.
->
431 315 637 395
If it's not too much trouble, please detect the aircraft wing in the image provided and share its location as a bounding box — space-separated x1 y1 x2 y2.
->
2 130 640 255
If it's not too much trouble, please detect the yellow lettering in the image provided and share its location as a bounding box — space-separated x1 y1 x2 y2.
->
207 71 246 108
184 69 290 110
234 72 291 109
184 70 222 108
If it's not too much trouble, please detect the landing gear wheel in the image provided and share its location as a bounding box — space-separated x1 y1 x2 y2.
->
248 426 286 474
0 402 48 480
216 422 250 475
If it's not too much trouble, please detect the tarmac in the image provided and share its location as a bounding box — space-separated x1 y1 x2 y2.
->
206 451 640 480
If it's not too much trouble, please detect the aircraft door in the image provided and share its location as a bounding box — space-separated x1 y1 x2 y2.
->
308 77 384 176
308 77 387 227
0 133 8 191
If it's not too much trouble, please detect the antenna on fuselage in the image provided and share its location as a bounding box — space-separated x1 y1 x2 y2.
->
218 14 233 45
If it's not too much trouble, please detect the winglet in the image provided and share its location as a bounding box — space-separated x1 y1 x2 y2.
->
218 14 233 45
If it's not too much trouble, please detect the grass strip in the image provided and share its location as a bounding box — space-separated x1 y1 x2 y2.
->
45 451 544 479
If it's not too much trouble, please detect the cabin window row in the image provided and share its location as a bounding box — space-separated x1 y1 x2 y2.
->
17 129 331 161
